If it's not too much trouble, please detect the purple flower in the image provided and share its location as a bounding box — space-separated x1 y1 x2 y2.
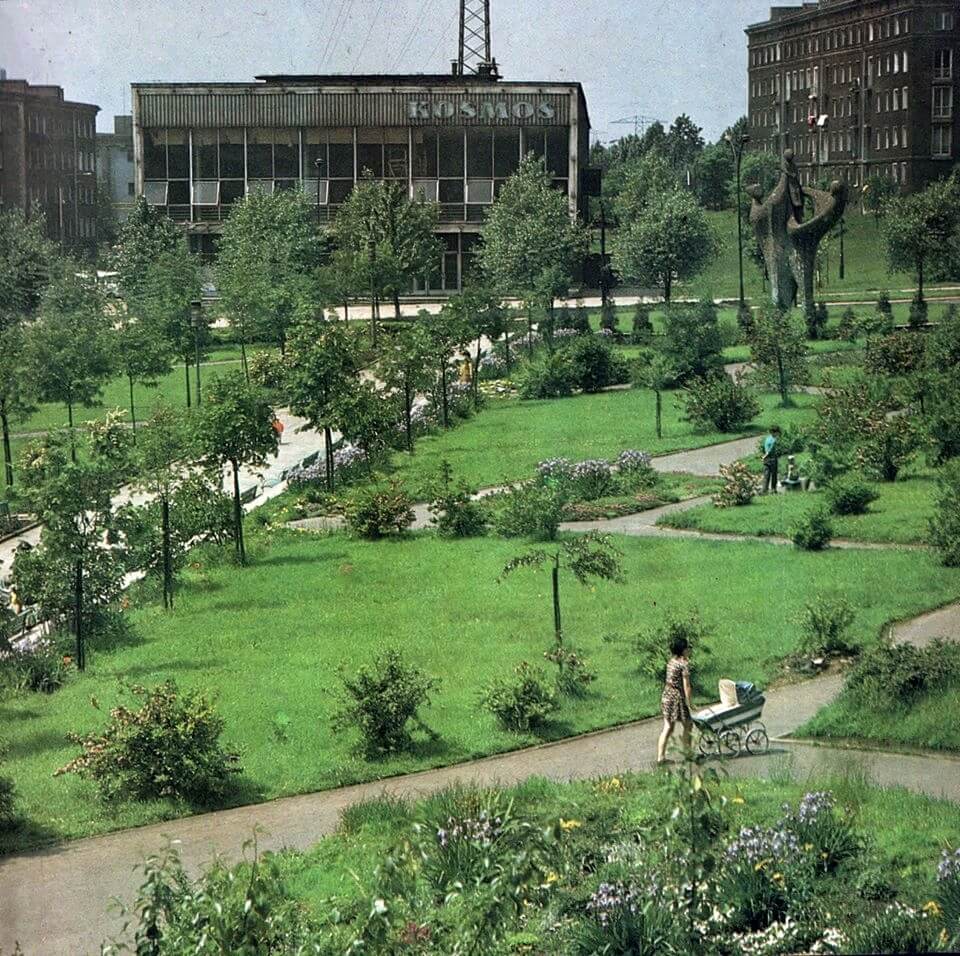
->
938 847 960 882
725 825 800 867
435 811 503 850
536 457 573 480
586 881 640 926
615 449 653 474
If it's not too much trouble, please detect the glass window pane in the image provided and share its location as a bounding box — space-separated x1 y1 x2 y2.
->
413 129 438 177
247 179 274 196
274 130 299 178
439 129 464 176
466 129 493 177
439 179 464 203
329 179 354 203
275 179 298 191
167 180 190 204
524 129 545 162
546 128 568 176
144 180 168 205
357 134 383 178
305 131 328 178
167 130 188 178
385 143 408 178
493 129 519 177
193 130 218 179
303 179 329 204
444 253 459 289
221 180 245 205
466 179 493 203
329 134 354 178
219 130 244 178
144 130 166 179
413 179 438 202
247 129 273 178
194 180 219 205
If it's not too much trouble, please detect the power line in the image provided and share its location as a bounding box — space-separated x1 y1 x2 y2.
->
423 7 459 69
351 0 388 73
318 0 349 68
389 0 440 72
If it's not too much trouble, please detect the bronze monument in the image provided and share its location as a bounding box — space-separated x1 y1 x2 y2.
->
749 150 847 311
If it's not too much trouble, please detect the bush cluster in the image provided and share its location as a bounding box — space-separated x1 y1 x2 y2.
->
427 468 486 538
492 483 568 540
0 637 69 696
845 640 960 708
714 461 758 508
681 374 760 432
480 661 558 732
344 480 415 539
56 681 240 803
825 475 879 515
792 508 833 550
929 460 960 566
516 350 575 399
796 595 858 660
562 336 631 392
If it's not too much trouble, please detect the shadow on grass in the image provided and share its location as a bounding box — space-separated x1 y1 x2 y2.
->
255 550 351 569
0 815 64 857
109 658 228 680
3 728 68 760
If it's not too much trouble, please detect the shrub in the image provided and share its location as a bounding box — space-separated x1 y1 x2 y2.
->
344 480 414 539
480 661 558 732
864 331 927 378
662 301 725 382
927 382 960 464
937 847 960 931
332 648 439 757
797 595 857 658
736 301 755 336
428 465 486 538
680 374 760 432
56 681 240 803
844 902 940 955
564 336 630 392
631 303 654 344
714 461 758 507
844 640 960 706
0 637 69 695
805 440 855 487
792 508 833 550
544 645 597 697
633 611 710 685
930 460 960 566
860 413 920 482
576 886 675 955
0 745 15 831
615 449 656 490
837 306 858 340
492 483 567 541
536 456 575 485
908 292 929 329
516 350 576 399
247 350 285 391
826 475 879 515
571 458 616 500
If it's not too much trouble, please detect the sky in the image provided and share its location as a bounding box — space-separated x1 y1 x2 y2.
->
0 0 778 142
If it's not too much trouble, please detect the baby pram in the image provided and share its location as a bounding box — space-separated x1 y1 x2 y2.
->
692 679 769 758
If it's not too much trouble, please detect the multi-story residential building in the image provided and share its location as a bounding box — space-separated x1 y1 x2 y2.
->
746 1 958 191
0 72 99 252
130 71 591 286
96 114 136 223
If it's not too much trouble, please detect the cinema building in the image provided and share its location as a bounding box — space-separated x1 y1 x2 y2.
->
130 73 591 290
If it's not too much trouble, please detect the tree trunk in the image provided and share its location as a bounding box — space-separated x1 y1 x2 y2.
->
231 459 246 566
504 331 512 377
473 333 482 410
655 390 662 439
527 312 534 357
324 425 334 491
917 258 924 301
404 378 413 453
67 400 77 463
74 558 85 671
552 557 562 651
278 328 286 357
663 274 672 304
440 363 449 428
128 374 137 440
776 350 788 405
1 409 13 488
240 340 249 385
393 290 402 322
184 359 192 409
161 493 173 610
343 298 350 322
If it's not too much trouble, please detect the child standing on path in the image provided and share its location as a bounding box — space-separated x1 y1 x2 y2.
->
761 426 781 494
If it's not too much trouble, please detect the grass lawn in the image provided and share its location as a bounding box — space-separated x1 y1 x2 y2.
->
801 683 960 753
659 467 937 545
2 529 958 853
382 388 818 497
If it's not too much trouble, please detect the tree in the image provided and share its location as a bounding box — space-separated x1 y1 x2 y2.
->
217 190 322 355
285 319 362 490
665 113 705 176
0 325 37 489
330 380 401 472
861 174 897 225
113 308 173 436
499 532 623 678
659 300 725 384
94 184 119 253
24 264 114 454
113 197 185 300
377 324 434 454
748 307 807 405
193 371 278 566
478 155 588 343
0 206 58 329
614 151 681 223
15 418 129 670
633 351 676 439
693 143 734 210
441 284 506 408
612 190 718 302
423 310 469 428
881 175 960 300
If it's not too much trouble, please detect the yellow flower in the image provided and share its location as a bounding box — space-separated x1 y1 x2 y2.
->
731 796 745 805
821 852 829 860
545 870 560 885
754 861 766 872
559 818 582 831
940 929 949 944
772 872 784 885
803 843 814 852
923 900 943 917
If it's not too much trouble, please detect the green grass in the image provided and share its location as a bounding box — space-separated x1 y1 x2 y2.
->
382 388 818 497
660 467 936 545
801 683 960 753
2 528 958 853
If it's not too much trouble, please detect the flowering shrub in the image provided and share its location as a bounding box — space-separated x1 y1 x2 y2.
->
844 902 940 955
575 881 673 954
544 645 597 697
937 847 960 930
536 457 574 483
344 480 415 539
480 661 558 732
56 681 240 803
331 648 439 757
714 461 759 507
782 791 860 873
477 353 506 380
616 449 653 475
0 637 69 695
554 327 579 341
571 459 615 500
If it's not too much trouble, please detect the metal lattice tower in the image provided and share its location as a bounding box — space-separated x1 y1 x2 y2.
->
457 0 498 77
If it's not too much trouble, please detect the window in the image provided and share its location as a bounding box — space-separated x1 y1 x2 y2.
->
384 129 408 179
933 85 954 118
902 125 908 147
193 129 218 179
301 179 329 204
894 51 900 73
935 49 953 80
167 130 188 178
466 129 493 178
328 128 354 179
869 21 874 41
127 182 134 196
884 127 890 148
894 15 900 36
411 180 438 202
246 129 273 178
932 124 952 156
903 86 909 109
438 129 464 177
902 50 908 73
893 88 900 111
893 126 900 146
143 181 168 205
219 129 244 178
247 179 274 196
193 181 219 205
466 179 493 204
357 130 383 178
274 130 298 178
936 11 954 30
493 129 520 178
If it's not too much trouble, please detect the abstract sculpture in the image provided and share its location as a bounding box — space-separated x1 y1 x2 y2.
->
749 150 847 311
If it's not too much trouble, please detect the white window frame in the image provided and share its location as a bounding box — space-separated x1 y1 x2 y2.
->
933 85 954 119
143 181 168 206
931 124 952 157
934 49 953 81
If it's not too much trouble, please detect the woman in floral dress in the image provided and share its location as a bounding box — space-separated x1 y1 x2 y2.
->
656 636 693 764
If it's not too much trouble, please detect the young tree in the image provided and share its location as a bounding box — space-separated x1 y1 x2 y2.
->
193 371 278 566
377 324 434 454
0 206 58 327
665 113 705 176
423 310 469 428
861 173 897 225
113 198 185 298
633 350 676 439
15 418 129 670
330 380 401 473
24 264 114 454
614 151 681 223
285 320 362 490
113 309 173 436
661 300 725 382
217 190 322 356
478 155 588 347
442 284 506 408
0 325 37 489
748 307 807 405
693 143 734 210
612 190 718 302
881 175 960 300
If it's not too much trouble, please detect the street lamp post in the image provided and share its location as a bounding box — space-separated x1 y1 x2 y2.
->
191 299 203 405
724 131 751 308
314 157 323 226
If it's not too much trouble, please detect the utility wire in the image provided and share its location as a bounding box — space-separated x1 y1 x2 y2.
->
318 0 349 67
351 0 388 73
389 0 440 72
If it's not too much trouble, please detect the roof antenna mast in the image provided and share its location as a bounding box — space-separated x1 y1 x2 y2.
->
455 0 499 77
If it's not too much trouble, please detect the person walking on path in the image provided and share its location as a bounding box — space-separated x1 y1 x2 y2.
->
762 426 781 494
656 636 693 764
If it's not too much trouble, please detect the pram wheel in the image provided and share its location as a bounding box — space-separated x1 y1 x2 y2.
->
698 729 719 757
719 730 741 758
745 727 769 755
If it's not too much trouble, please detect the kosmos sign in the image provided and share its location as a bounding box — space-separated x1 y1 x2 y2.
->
407 99 557 121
